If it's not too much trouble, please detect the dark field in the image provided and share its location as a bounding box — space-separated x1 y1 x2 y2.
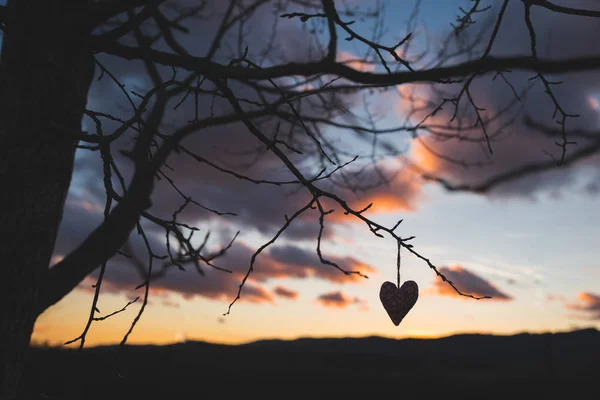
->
21 328 600 399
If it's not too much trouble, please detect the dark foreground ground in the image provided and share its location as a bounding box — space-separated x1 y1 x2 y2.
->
20 328 600 399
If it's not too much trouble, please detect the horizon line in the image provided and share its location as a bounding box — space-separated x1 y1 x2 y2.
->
30 326 599 350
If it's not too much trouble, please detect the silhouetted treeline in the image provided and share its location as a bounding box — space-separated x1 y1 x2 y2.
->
22 328 600 398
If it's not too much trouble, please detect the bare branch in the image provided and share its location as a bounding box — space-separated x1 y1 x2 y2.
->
42 84 167 316
120 221 154 346
523 1 579 165
482 0 510 58
451 0 491 37
212 70 488 303
93 297 139 322
529 0 600 18
422 140 600 194
40 98 278 314
90 39 600 84
0 5 6 25
320 0 337 63
315 199 368 279
225 197 317 315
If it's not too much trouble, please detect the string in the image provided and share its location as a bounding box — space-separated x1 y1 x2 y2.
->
396 240 401 288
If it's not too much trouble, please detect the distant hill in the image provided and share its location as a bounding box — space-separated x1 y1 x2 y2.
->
21 328 600 398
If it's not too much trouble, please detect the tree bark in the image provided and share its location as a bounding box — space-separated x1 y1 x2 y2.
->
0 1 94 398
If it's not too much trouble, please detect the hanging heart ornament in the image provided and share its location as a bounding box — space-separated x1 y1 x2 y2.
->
379 280 419 326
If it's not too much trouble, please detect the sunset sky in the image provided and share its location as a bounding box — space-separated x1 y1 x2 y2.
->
23 0 600 347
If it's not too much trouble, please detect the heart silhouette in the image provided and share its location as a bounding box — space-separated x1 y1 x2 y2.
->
379 280 419 326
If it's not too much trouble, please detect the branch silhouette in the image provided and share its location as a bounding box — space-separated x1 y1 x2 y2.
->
91 39 600 84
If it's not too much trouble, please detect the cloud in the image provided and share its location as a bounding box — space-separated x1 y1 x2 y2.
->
404 0 600 199
72 229 375 306
566 292 600 320
316 291 366 309
263 244 376 283
74 236 273 305
429 265 512 301
321 160 423 216
273 286 298 300
148 159 331 241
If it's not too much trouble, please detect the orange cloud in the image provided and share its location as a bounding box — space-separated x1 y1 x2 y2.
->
396 84 430 113
430 265 512 301
316 291 365 308
411 138 442 174
318 162 423 220
273 285 298 300
350 178 421 213
566 292 600 320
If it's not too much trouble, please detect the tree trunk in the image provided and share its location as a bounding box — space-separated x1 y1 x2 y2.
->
0 1 94 398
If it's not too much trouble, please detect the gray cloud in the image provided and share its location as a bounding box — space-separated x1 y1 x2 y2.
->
430 266 512 301
316 290 366 309
74 228 375 305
